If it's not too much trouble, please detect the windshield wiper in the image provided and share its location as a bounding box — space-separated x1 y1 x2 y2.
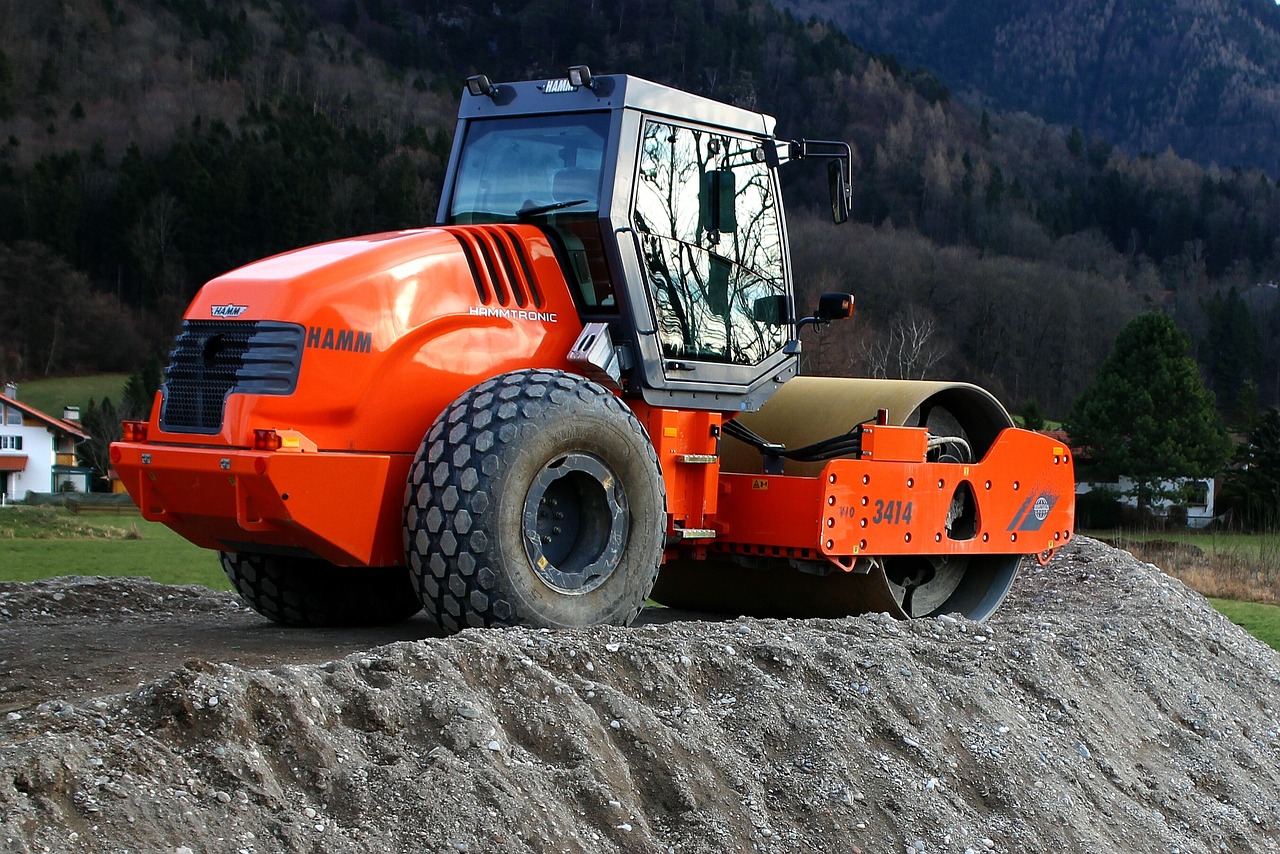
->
517 199 589 218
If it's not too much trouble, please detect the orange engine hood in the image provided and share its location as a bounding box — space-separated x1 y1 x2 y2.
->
157 224 585 454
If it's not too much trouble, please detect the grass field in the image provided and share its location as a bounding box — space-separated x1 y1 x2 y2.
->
1094 528 1280 560
1087 528 1280 606
6 374 130 415
0 506 228 589
1209 599 1280 651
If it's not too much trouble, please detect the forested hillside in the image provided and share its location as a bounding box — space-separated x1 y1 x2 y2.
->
0 0 1277 423
772 0 1280 176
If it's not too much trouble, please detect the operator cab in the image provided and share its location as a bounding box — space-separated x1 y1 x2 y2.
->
437 67 851 413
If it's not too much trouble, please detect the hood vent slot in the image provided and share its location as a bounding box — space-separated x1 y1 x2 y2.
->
449 225 544 309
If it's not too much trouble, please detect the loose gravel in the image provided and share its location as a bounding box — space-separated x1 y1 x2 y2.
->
1 536 1279 852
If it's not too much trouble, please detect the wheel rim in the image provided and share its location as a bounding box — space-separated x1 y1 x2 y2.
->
881 552 1020 620
884 555 968 617
522 452 630 595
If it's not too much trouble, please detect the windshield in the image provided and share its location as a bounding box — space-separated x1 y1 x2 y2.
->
449 113 609 222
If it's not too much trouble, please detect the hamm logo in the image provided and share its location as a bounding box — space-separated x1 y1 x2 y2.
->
307 325 372 354
211 304 248 318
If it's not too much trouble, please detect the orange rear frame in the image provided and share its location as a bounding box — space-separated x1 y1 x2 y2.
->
707 424 1074 568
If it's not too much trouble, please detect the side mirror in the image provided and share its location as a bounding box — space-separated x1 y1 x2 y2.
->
700 169 738 234
828 160 850 224
814 292 854 321
782 137 853 223
797 292 855 331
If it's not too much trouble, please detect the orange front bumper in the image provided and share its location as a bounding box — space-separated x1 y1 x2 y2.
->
111 442 410 567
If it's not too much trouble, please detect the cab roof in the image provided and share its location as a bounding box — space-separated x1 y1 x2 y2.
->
457 72 776 139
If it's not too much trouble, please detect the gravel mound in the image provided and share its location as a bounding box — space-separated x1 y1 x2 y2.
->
2 537 1279 853
0 576 241 623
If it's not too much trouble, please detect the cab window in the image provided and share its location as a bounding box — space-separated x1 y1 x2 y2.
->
632 119 786 366
450 113 608 220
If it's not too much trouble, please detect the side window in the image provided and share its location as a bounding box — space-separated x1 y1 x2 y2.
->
633 120 785 366
4 406 19 426
1182 480 1210 507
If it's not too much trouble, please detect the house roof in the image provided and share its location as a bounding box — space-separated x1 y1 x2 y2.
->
1038 428 1096 463
1038 429 1071 446
0 393 91 440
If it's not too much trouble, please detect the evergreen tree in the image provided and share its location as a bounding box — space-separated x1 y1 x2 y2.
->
121 357 163 420
1201 286 1261 422
1068 312 1231 508
1020 399 1046 430
1219 408 1280 530
0 48 13 119
77 397 120 491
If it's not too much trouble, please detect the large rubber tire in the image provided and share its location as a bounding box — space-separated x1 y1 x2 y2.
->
404 369 666 632
220 552 421 627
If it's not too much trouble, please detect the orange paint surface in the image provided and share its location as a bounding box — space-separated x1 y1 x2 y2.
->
710 428 1074 568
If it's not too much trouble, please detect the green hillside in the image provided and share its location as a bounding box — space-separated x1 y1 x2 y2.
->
9 375 129 418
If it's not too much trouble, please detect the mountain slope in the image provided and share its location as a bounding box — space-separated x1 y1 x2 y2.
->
774 0 1280 174
3 0 1280 417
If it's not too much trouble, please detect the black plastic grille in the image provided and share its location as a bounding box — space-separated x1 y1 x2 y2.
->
160 320 304 434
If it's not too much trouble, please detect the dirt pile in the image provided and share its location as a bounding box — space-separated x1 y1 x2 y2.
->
1 537 1279 853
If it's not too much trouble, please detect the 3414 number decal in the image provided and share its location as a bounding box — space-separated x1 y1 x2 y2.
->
871 499 913 525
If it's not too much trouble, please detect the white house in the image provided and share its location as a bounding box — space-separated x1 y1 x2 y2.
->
0 383 92 501
1076 476 1216 528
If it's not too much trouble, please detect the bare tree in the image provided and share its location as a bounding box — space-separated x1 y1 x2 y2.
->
128 190 185 304
862 305 948 380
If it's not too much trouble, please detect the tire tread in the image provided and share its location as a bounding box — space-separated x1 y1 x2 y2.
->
404 369 665 632
220 552 420 627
